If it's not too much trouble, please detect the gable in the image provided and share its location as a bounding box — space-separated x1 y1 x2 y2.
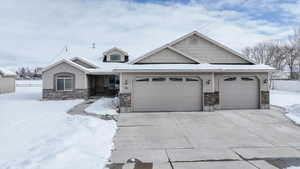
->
137 48 197 64
171 34 251 64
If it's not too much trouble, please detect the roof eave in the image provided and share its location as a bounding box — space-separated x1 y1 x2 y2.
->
113 68 275 73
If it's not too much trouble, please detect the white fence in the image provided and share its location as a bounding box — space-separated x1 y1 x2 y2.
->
272 80 300 92
16 80 42 87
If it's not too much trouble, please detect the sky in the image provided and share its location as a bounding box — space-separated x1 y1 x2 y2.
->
0 0 299 69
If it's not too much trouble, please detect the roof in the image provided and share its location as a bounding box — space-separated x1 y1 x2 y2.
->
42 58 91 73
0 68 17 77
113 64 275 73
43 56 274 74
103 47 129 56
130 31 256 64
71 57 99 68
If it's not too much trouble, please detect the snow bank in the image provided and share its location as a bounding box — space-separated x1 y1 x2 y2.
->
286 105 300 125
85 97 118 115
271 90 300 107
0 86 116 169
272 80 300 92
271 90 300 125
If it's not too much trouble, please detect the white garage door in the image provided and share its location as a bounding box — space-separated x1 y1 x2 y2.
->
133 76 202 112
220 76 259 109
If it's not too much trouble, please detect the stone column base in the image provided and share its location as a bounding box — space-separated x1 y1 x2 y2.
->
260 91 270 109
119 93 131 113
203 92 219 112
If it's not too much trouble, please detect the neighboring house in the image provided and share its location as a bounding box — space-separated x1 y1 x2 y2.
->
42 31 274 112
0 68 17 94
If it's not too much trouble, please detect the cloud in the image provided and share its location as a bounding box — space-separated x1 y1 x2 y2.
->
0 0 296 68
281 0 300 21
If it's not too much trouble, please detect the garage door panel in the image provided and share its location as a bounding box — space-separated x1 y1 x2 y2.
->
133 76 202 112
221 76 259 109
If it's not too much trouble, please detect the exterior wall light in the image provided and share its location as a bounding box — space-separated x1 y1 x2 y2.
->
206 80 211 85
263 79 268 84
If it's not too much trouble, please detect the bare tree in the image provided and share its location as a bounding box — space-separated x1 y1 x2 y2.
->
285 27 300 79
242 41 285 70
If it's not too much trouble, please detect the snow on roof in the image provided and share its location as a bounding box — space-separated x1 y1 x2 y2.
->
45 56 275 74
0 68 17 77
113 64 275 73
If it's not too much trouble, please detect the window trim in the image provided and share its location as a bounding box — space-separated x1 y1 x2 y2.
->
54 72 75 92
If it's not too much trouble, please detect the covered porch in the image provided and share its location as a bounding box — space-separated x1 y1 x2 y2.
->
87 74 119 97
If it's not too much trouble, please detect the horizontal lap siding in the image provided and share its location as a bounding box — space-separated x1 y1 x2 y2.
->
138 48 196 64
171 35 249 64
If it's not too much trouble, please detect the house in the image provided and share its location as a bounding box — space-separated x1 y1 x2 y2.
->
42 31 274 112
0 68 17 94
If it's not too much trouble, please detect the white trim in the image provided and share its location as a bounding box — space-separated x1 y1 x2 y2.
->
42 58 90 73
71 57 99 68
56 76 73 91
114 69 275 73
130 31 256 64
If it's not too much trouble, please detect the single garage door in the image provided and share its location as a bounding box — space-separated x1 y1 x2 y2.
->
133 76 202 112
220 76 259 109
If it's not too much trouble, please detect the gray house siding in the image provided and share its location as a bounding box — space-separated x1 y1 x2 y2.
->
138 48 197 64
171 34 250 64
42 62 88 99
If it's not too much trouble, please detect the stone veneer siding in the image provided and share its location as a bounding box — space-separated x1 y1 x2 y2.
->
43 89 88 100
260 90 270 109
119 93 131 113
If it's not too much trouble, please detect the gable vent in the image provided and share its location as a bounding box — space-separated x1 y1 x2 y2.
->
189 35 199 44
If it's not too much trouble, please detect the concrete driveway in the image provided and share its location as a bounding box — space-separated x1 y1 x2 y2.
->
108 108 300 169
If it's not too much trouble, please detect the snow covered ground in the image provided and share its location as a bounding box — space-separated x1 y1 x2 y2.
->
0 81 116 169
85 98 118 115
271 90 300 125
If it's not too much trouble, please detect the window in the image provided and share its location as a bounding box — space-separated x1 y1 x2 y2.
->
110 54 121 61
136 77 149 82
56 75 73 91
241 77 254 81
224 77 237 81
152 77 166 82
169 77 183 81
186 77 199 81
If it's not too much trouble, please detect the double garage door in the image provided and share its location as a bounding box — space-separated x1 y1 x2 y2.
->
132 75 259 112
133 76 202 112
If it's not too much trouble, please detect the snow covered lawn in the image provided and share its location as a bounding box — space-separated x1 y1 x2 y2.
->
0 82 116 169
271 90 300 125
85 98 118 115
